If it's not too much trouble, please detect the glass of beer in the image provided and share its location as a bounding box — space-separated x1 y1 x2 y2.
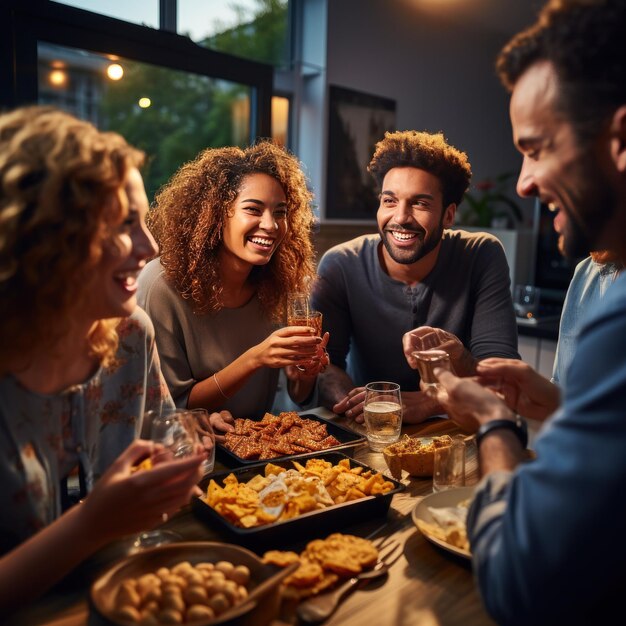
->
363 381 402 452
287 293 322 370
287 293 322 333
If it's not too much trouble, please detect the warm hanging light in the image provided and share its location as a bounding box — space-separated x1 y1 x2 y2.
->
48 69 68 88
138 97 152 108
106 63 124 80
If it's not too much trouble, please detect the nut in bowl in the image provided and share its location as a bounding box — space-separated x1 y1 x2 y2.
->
90 541 298 626
382 434 453 479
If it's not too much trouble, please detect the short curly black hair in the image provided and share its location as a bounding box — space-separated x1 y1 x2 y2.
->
367 130 472 207
497 0 626 144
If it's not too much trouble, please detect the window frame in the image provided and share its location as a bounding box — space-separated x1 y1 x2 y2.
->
0 0 273 139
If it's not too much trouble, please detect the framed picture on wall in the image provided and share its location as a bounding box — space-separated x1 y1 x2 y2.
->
326 85 396 220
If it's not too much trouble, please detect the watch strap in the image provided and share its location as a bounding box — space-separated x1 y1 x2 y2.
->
476 416 528 449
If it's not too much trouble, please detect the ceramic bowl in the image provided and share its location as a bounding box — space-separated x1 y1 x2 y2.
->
90 541 296 626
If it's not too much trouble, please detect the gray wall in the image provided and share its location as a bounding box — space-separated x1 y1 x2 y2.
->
325 0 540 223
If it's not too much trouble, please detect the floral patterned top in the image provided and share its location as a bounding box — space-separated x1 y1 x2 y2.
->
0 307 174 554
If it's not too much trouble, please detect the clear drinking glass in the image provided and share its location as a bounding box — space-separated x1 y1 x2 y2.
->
363 381 403 452
188 408 215 476
432 434 466 492
286 293 323 371
287 292 310 325
150 409 199 459
413 349 452 397
131 408 200 552
287 294 323 334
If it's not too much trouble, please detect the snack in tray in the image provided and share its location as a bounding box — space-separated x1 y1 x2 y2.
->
383 434 453 479
109 559 251 624
263 533 379 599
203 457 396 528
416 498 471 551
222 411 341 460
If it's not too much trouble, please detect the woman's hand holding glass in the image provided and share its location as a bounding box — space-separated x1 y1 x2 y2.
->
251 326 321 370
285 331 330 380
128 409 206 550
78 438 204 545
285 292 328 373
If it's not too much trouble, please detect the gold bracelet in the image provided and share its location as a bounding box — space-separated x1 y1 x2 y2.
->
213 372 230 400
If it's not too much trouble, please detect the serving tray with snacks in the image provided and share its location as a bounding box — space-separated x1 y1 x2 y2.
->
192 452 404 552
216 412 366 467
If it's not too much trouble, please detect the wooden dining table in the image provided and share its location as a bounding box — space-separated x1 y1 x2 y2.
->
9 408 495 626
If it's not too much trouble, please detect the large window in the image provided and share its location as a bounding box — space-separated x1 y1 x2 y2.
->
46 0 291 145
52 0 159 29
179 0 290 68
39 42 251 199
2 0 276 200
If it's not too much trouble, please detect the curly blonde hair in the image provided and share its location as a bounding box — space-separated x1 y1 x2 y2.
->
148 142 316 321
0 106 144 374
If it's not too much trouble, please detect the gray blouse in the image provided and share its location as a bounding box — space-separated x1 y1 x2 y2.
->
137 258 279 419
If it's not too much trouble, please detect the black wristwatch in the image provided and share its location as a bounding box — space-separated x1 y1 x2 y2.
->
476 415 528 449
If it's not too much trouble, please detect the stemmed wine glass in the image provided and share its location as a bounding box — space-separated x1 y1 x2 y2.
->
130 408 201 552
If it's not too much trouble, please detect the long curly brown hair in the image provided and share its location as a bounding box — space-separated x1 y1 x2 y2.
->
0 106 144 374
148 142 316 321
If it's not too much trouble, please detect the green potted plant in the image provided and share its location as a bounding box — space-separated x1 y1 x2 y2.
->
458 171 523 229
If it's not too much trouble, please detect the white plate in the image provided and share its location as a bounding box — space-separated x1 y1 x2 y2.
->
412 486 474 559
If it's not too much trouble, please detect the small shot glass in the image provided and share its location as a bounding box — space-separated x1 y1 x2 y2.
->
432 434 466 492
412 349 452 397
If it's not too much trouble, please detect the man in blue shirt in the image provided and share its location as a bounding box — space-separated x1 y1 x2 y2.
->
430 1 626 624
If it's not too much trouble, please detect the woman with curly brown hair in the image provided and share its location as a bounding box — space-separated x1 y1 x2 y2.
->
0 106 205 611
137 142 328 419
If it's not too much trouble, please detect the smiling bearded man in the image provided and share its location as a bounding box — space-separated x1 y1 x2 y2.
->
311 130 520 425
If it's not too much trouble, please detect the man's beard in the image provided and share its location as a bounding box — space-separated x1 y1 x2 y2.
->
379 217 445 265
558 160 617 259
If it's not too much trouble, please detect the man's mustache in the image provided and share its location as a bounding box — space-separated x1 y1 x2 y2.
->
384 224 425 237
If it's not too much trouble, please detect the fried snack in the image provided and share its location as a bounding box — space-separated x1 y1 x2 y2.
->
223 412 342 460
130 457 153 473
262 550 300 567
109 560 251 624
383 434 453 479
204 458 396 528
263 533 378 599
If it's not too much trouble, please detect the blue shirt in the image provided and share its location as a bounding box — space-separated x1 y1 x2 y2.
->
468 271 626 626
552 256 620 386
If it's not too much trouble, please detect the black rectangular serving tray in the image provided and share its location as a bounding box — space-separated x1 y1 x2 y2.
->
192 451 405 553
216 412 367 467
